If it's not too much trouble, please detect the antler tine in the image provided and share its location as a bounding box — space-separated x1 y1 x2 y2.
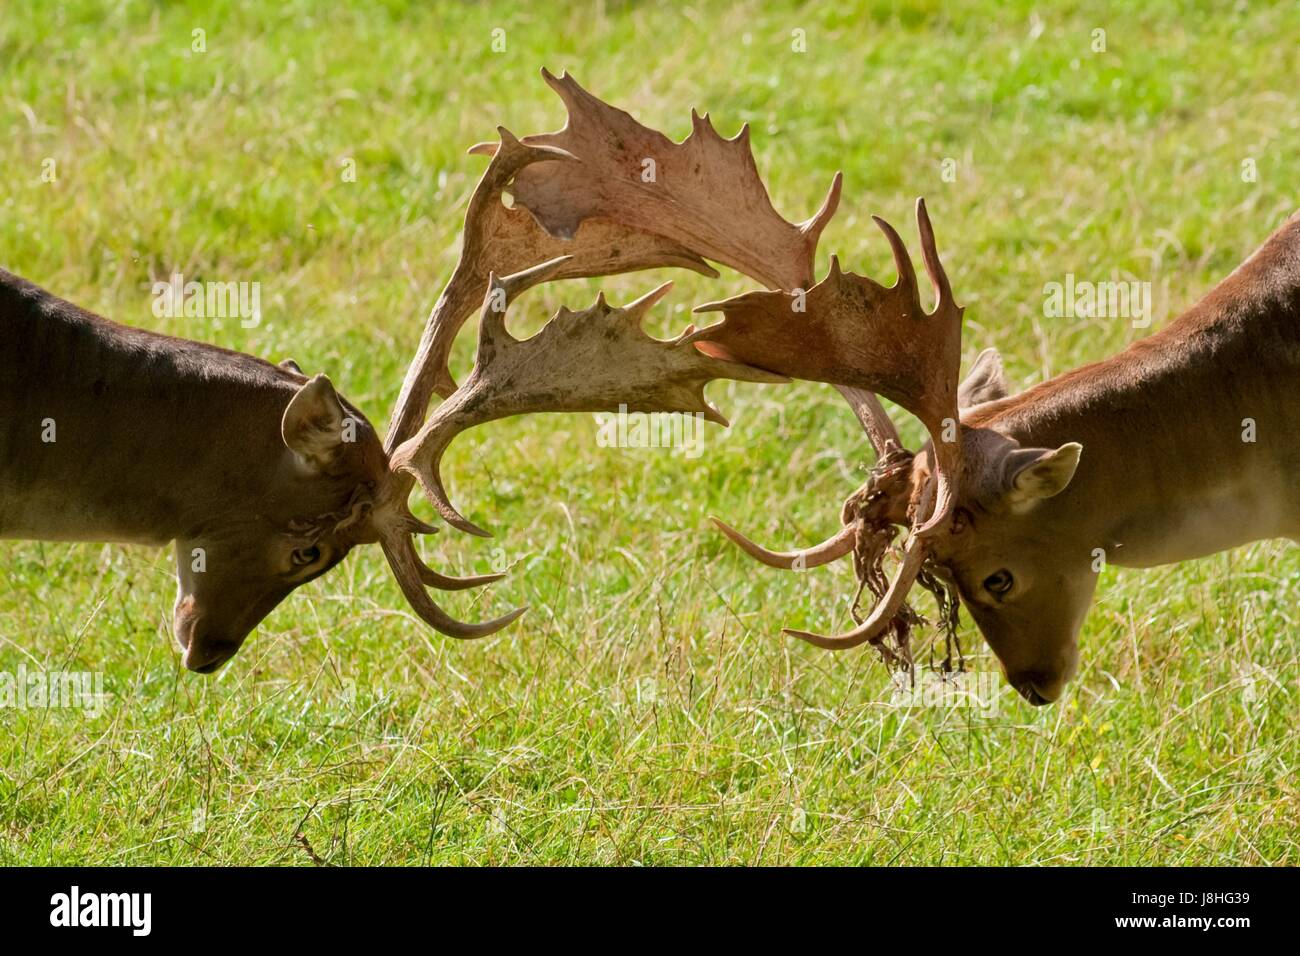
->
907 198 963 538
622 281 675 320
870 213 920 304
836 386 903 460
379 530 525 638
412 549 506 591
783 533 927 649
384 500 500 587
487 255 575 309
709 517 858 571
390 268 787 539
915 197 953 308
707 382 900 575
800 172 844 243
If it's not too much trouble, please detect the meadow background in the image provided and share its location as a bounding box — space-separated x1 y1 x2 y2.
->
1 0 1297 864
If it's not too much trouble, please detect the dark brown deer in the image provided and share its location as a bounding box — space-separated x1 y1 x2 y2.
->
0 270 517 672
1 72 820 673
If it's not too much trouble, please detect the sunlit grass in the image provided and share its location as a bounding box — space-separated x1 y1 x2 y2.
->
1 0 1297 864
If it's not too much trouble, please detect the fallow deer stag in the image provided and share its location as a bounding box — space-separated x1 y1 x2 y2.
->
0 270 523 672
701 202 1300 705
0 71 826 672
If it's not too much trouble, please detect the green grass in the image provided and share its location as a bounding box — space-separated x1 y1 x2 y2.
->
1 0 1297 864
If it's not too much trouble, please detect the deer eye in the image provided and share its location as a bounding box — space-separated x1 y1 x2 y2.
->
983 569 1014 596
292 545 321 567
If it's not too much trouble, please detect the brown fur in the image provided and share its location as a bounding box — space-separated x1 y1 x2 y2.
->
928 213 1300 702
0 270 388 671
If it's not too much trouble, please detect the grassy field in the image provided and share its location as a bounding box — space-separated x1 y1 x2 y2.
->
1 0 1297 865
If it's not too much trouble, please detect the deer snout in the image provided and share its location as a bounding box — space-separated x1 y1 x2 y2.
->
1009 661 1076 706
1000 637 1080 706
173 596 240 674
183 641 240 674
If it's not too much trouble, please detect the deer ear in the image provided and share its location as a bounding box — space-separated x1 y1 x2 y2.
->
958 348 1008 409
1001 442 1082 513
282 374 346 470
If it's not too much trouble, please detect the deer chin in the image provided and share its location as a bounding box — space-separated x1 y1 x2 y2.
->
1015 680 1058 707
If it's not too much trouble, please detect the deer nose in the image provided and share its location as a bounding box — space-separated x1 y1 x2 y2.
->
1007 669 1062 706
174 605 239 673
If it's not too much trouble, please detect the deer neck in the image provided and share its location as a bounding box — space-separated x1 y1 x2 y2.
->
0 271 300 546
966 214 1300 568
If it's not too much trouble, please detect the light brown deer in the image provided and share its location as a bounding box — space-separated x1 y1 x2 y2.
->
702 203 1300 704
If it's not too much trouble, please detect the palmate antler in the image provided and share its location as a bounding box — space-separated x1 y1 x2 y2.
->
386 68 841 447
696 199 967 651
389 259 786 538
372 71 840 639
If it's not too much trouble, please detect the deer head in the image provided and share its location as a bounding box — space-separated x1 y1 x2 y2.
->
698 201 1086 704
917 415 1089 705
170 371 391 672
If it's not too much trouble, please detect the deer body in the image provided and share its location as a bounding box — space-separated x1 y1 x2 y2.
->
973 216 1300 568
974 307 1298 569
0 269 396 671
2 271 316 544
